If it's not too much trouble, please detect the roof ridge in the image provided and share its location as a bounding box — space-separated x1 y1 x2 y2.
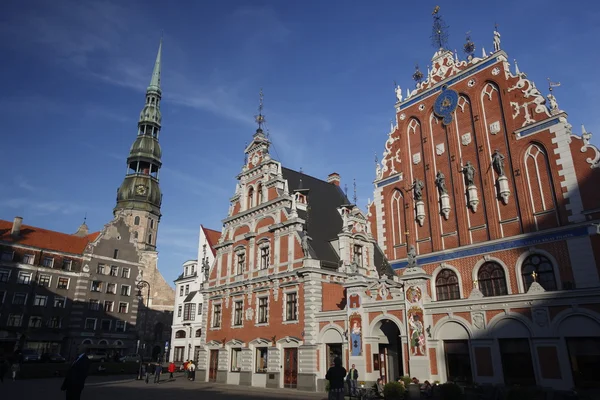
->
281 166 330 185
0 219 98 240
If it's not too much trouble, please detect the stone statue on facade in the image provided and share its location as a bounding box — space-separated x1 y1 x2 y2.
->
301 230 312 258
434 171 448 195
493 28 501 52
407 245 417 269
547 93 559 114
491 149 506 176
407 179 425 201
459 161 476 186
395 84 403 102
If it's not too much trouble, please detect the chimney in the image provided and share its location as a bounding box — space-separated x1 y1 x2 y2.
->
11 216 23 237
327 172 341 186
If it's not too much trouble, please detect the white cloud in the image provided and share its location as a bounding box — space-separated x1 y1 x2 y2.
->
0 198 89 216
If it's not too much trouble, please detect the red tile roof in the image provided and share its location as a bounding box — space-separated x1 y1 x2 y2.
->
201 225 221 256
0 219 99 255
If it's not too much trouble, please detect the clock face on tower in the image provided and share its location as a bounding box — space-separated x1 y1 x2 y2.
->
135 185 147 196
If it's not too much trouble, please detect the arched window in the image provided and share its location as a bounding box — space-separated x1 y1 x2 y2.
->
82 339 93 345
134 216 140 225
150 219 154 229
175 330 186 339
390 190 403 246
247 187 255 209
257 183 263 204
114 340 123 346
477 262 508 297
195 329 202 338
521 253 557 291
98 339 108 345
435 269 460 301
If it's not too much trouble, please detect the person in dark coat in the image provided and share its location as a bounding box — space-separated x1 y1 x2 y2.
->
145 363 155 383
325 357 346 400
60 354 91 400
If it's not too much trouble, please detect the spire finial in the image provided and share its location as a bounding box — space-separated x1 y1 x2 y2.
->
547 77 561 92
83 212 87 225
412 64 424 86
148 37 162 92
353 178 357 204
464 31 475 59
255 88 265 130
431 5 449 50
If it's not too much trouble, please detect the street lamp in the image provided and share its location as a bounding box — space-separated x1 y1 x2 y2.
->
135 272 150 380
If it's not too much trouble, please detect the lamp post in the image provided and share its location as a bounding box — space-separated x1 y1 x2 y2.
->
135 272 150 380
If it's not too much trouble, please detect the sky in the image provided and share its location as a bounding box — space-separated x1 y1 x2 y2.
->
1 0 599 286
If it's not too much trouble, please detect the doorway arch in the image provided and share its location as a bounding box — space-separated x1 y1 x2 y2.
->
372 318 404 383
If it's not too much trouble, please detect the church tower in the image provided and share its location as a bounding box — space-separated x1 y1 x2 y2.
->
114 39 163 250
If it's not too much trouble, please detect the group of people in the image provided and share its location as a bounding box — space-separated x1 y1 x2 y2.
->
181 360 196 381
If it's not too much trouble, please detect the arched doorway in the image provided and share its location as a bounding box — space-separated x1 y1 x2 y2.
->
152 345 161 362
321 328 344 369
558 314 600 388
374 319 403 383
437 321 472 384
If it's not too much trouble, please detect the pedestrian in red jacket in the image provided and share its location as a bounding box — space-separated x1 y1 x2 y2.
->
168 362 176 379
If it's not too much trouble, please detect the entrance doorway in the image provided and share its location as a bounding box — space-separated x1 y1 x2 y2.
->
566 337 600 388
283 348 298 388
444 340 472 384
326 344 342 369
375 319 403 383
208 350 218 382
499 339 535 386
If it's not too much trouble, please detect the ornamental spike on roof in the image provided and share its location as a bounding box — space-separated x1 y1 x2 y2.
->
148 37 162 93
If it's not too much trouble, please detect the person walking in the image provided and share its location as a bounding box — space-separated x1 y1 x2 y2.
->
10 361 20 381
188 361 196 381
0 358 8 383
167 362 176 379
60 353 91 400
325 357 346 400
346 363 359 397
145 362 155 384
154 363 162 383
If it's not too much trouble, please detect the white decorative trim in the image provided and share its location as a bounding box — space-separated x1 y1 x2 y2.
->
550 308 600 336
486 312 534 337
431 315 473 340
367 313 406 337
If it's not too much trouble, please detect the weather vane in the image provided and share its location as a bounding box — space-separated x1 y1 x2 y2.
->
412 64 424 85
353 178 357 204
431 5 449 50
255 88 265 129
463 31 475 58
547 78 561 92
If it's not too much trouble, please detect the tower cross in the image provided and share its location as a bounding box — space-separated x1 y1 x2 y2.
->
255 88 265 129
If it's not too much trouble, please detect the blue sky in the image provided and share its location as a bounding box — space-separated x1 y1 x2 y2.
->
1 0 599 286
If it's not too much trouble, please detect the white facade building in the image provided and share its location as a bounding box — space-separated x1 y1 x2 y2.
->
168 225 219 364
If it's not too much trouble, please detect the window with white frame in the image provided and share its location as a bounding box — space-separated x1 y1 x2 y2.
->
57 277 69 289
85 318 97 330
89 299 100 311
18 271 32 285
285 292 298 321
177 305 182 317
179 285 184 296
236 252 245 275
0 269 10 283
259 243 270 270
353 244 363 267
34 295 47 307
212 304 222 328
38 274 51 287
62 259 72 271
42 257 54 268
91 281 103 292
54 296 66 308
104 300 114 312
231 348 242 372
118 302 128 313
106 283 117 294
22 254 34 265
256 347 268 373
97 264 105 274
48 316 61 328
13 292 27 305
233 300 243 326
7 314 22 327
257 297 268 324
115 320 126 332
29 316 43 328
110 266 119 276
1 251 14 261
121 268 130 278
198 303 202 315
183 303 196 321
185 284 189 295
121 285 131 296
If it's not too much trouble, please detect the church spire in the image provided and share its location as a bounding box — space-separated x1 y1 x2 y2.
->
148 37 162 94
114 38 165 250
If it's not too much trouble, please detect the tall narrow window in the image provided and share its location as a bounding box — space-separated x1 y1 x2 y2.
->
260 247 269 270
148 234 152 244
258 297 268 324
134 216 140 225
233 301 243 326
257 184 263 204
285 292 298 321
353 245 363 267
521 253 557 291
236 253 245 275
435 269 460 301
113 249 119 259
213 304 222 328
247 187 255 209
390 190 403 247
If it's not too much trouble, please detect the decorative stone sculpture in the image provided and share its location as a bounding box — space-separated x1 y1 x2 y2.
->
491 149 506 176
460 161 479 212
434 171 448 195
301 230 312 258
435 171 450 220
492 150 511 205
407 245 417 269
395 84 403 102
408 179 424 201
493 27 501 52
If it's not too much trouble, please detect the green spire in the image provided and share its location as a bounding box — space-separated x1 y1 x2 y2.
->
147 37 162 93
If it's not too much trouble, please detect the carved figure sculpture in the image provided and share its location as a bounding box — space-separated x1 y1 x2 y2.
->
301 231 312 258
493 28 501 52
408 179 425 201
547 93 559 113
491 149 506 176
395 84 403 102
460 161 476 186
434 171 448 195
407 245 417 268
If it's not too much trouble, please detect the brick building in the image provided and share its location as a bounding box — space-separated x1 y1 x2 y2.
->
0 40 174 361
363 18 600 390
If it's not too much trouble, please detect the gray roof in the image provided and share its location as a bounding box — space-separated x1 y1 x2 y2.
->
184 290 199 302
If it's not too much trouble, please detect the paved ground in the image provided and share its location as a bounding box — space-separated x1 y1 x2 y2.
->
1 373 329 400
